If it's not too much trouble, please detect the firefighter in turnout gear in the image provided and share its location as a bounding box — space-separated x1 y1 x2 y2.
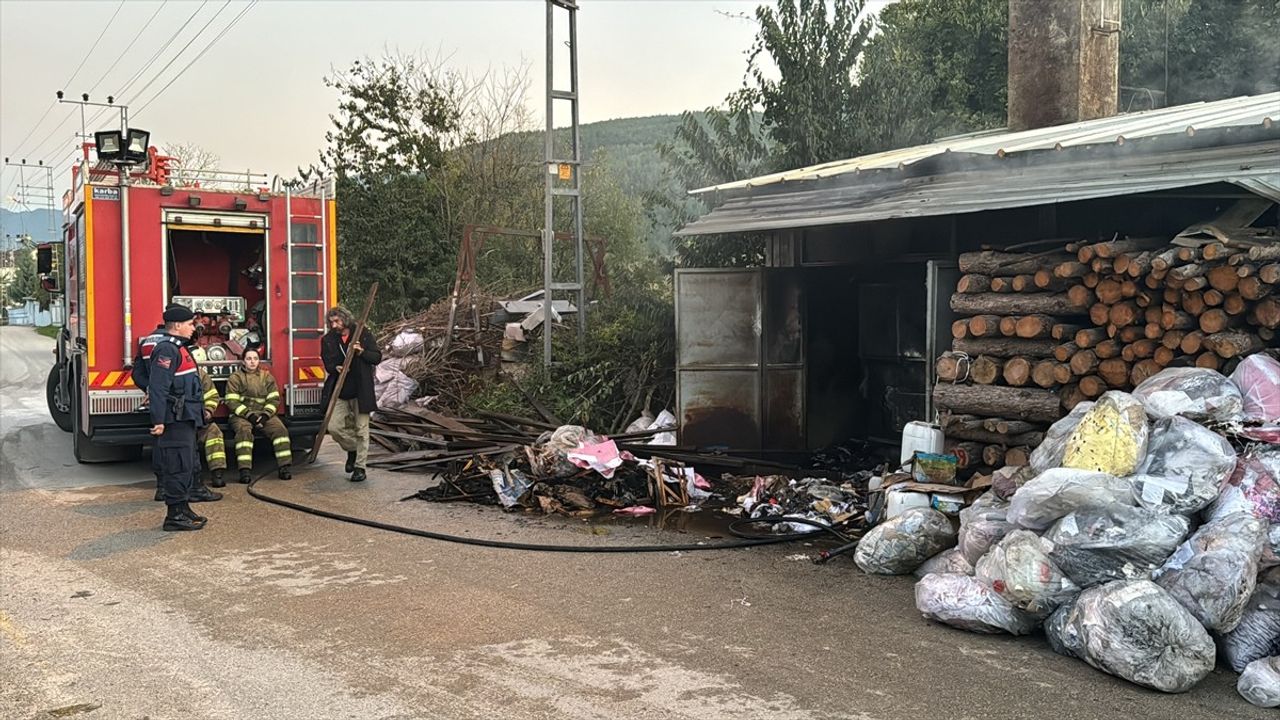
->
225 348 292 482
197 368 228 487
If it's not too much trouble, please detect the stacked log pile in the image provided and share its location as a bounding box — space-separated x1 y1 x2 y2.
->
934 231 1280 474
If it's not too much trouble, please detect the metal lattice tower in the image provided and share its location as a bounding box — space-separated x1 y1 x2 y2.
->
542 0 586 366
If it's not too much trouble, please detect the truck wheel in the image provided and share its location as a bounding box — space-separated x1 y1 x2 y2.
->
46 365 73 432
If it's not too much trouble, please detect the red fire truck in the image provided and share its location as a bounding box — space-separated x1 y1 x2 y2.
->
45 143 337 462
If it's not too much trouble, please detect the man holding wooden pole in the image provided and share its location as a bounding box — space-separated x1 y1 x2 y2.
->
320 304 382 482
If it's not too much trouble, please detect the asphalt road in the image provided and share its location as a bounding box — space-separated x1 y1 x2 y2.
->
0 325 1267 720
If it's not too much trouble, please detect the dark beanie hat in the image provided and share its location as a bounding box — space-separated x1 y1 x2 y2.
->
163 304 195 323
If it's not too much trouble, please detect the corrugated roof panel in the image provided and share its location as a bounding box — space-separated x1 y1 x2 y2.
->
677 139 1280 236
694 92 1280 194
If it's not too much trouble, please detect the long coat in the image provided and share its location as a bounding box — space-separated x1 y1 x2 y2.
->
321 327 382 414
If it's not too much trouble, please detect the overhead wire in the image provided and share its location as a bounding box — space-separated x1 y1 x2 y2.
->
133 0 259 117
6 0 125 198
111 0 233 115
60 0 127 92
27 1 216 165
85 1 171 95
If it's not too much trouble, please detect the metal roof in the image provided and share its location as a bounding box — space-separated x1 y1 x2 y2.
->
691 92 1280 196
676 134 1280 236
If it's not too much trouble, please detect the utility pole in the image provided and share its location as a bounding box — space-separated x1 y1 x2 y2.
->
4 159 57 241
4 159 56 239
542 0 586 367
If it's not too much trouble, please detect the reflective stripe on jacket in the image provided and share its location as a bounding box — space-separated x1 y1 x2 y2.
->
225 368 281 418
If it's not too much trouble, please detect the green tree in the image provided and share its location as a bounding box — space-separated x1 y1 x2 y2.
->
742 0 873 170
5 247 40 305
853 0 1007 153
316 53 470 320
1122 0 1280 109
646 106 772 268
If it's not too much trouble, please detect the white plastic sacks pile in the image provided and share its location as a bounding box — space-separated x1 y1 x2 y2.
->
864 356 1280 705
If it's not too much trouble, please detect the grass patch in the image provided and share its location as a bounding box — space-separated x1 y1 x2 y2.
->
34 325 60 339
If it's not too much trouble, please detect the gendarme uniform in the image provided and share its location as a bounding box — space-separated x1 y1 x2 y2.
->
148 324 205 528
196 368 227 481
225 365 292 480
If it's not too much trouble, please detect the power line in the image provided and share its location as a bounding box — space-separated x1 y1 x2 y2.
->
61 0 127 92
10 102 56 154
9 0 125 158
74 1 210 144
117 0 232 112
28 1 212 163
85 1 170 95
134 1 259 117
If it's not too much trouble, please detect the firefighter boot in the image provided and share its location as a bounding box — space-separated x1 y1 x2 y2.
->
345 451 356 474
238 469 252 484
163 505 203 532
277 465 292 480
209 469 225 488
189 479 223 503
350 468 367 483
181 502 208 524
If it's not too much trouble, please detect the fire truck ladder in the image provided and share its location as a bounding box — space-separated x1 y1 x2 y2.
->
542 0 586 366
284 182 331 410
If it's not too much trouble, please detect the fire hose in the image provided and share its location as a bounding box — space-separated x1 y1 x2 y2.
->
246 462 861 556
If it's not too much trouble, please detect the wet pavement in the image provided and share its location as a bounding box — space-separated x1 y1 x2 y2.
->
0 326 1265 720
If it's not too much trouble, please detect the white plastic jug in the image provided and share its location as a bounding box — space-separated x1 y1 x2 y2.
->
885 488 933 519
900 421 945 466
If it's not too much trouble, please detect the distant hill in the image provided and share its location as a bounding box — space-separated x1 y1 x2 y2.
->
499 114 683 198
577 114 683 196
1 208 59 247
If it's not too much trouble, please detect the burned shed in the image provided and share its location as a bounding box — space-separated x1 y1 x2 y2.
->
673 92 1280 454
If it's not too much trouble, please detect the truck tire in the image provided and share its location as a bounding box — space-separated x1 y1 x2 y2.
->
46 365 73 432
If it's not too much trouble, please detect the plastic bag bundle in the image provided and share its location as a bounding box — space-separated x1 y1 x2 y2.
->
913 573 1038 635
957 492 1014 565
1208 445 1280 525
1030 402 1095 474
1221 568 1280 672
1155 513 1267 633
1268 524 1280 570
1238 657 1280 709
1131 417 1236 514
1231 354 1280 425
976 530 1078 618
1006 468 1135 531
958 519 1015 566
528 425 595 479
1132 367 1244 424
991 465 1034 501
1044 595 1084 659
1061 392 1149 476
1044 506 1190 588
914 548 973 578
854 508 957 575
1054 580 1216 693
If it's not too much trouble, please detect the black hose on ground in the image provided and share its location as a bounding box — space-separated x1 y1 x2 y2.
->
727 515 857 545
245 467 822 554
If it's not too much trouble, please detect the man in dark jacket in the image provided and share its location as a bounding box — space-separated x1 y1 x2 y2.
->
321 305 382 482
149 305 209 531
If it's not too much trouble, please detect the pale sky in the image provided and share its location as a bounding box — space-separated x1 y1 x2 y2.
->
1 0 892 209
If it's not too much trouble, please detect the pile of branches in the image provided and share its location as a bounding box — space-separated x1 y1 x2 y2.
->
377 293 503 411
